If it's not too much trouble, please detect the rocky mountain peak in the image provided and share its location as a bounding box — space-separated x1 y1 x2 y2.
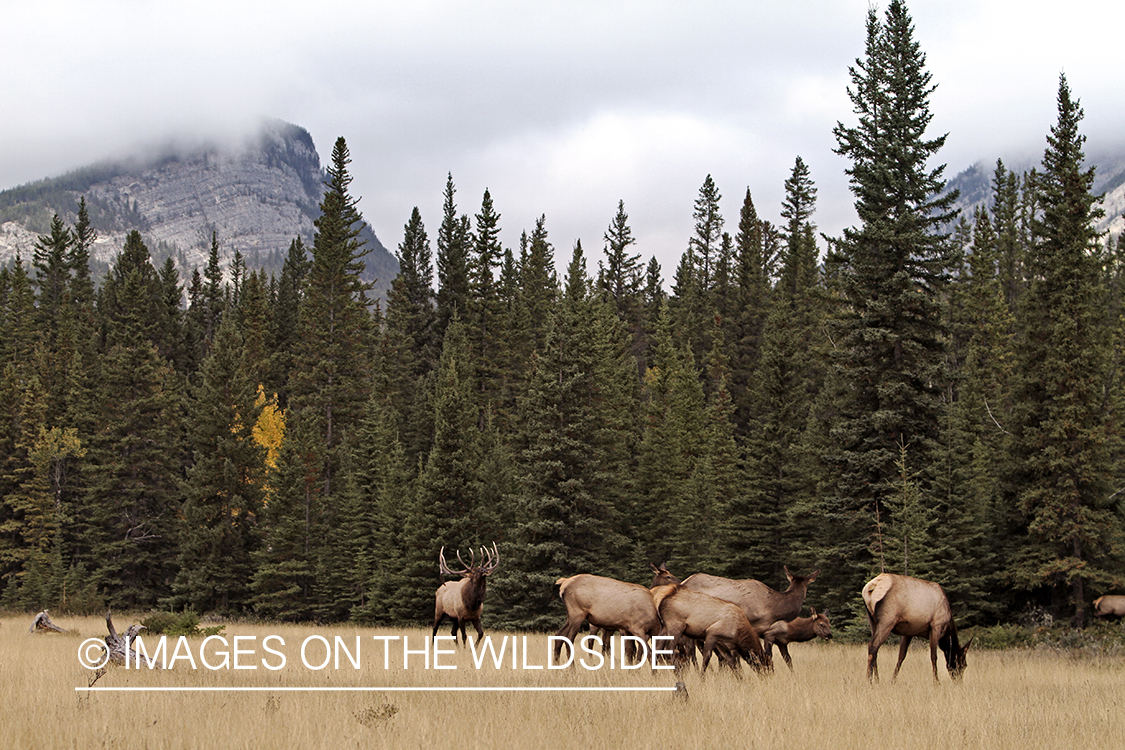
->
0 120 395 298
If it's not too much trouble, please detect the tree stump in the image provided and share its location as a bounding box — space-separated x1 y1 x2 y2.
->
104 611 160 668
29 610 67 634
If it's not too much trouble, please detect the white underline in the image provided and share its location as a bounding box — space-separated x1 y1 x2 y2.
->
75 686 677 693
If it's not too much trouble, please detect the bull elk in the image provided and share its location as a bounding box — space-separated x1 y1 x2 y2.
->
1093 595 1125 618
681 566 820 635
554 573 662 661
432 543 499 645
650 583 765 673
759 607 831 671
862 573 970 682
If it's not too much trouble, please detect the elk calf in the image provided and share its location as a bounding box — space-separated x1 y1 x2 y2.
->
433 543 499 645
651 584 765 673
759 607 831 671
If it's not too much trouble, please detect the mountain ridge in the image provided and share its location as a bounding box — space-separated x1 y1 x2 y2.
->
0 120 395 299
944 151 1125 241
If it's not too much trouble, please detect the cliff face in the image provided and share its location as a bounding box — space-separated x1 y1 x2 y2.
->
0 121 395 298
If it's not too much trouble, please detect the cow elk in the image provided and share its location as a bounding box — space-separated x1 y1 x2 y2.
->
681 566 820 635
862 573 970 682
432 543 499 645
759 607 831 671
590 563 680 649
554 574 662 661
650 583 765 673
1093 595 1125 619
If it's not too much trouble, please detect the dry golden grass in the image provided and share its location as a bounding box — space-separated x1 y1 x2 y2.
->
4 614 1125 749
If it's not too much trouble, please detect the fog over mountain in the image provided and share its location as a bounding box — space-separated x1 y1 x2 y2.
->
945 150 1125 241
0 120 395 300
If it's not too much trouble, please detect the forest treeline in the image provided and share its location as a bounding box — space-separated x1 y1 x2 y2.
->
1 1 1123 630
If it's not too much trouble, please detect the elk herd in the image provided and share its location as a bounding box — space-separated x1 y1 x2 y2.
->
435 546 836 676
432 544 1020 682
424 543 1120 683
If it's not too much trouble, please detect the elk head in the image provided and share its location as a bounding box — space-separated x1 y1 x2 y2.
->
649 562 680 587
810 607 832 639
439 542 500 589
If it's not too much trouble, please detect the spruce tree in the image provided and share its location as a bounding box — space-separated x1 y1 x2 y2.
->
82 258 182 607
500 246 635 628
383 207 438 460
400 318 484 625
287 136 373 501
435 173 472 343
268 237 309 406
820 0 959 611
173 313 265 613
1005 75 1121 625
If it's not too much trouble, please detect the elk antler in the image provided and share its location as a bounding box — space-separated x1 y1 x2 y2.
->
439 546 469 577
440 543 499 576
480 542 499 575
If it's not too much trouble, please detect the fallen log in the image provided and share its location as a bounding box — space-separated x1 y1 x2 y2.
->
104 611 161 668
29 609 67 634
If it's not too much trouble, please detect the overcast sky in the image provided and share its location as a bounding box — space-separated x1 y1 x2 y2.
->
3 1 1123 277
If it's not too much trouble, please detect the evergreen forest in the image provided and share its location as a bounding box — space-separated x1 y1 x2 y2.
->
2 1 1122 631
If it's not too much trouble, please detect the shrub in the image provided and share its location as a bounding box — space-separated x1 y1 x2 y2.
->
141 610 224 637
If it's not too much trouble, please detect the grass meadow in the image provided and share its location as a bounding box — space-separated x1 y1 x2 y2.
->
4 614 1125 749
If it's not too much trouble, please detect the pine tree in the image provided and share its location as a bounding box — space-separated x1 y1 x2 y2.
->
32 214 72 346
1005 75 1121 625
400 318 483 625
500 246 636 628
202 231 225 353
82 259 182 607
287 136 373 499
521 214 558 354
346 394 413 624
467 189 504 414
383 207 438 460
819 0 960 611
436 173 472 343
251 415 320 621
173 313 265 613
268 237 309 405
99 231 163 350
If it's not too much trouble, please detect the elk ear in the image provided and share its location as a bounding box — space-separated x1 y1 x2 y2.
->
784 565 794 582
809 607 817 617
650 562 660 573
806 568 820 583
964 636 974 651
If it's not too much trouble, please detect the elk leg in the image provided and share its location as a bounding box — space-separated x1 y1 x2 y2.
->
472 618 484 644
778 642 794 671
451 618 460 640
700 635 719 674
928 633 939 682
554 617 582 660
595 627 615 655
867 620 897 681
763 639 775 672
892 635 912 680
432 612 446 639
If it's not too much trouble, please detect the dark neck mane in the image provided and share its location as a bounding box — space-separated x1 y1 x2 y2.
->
462 576 485 612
